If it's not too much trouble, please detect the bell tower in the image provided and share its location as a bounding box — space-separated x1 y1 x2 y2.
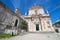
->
15 8 20 16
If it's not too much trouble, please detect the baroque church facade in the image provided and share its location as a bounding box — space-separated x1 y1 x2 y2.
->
22 6 54 32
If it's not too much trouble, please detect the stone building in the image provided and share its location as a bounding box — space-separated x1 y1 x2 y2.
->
0 1 22 34
22 6 54 32
53 21 60 33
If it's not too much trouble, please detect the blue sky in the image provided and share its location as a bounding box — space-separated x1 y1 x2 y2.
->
0 0 60 24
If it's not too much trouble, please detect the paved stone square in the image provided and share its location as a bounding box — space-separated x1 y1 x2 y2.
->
1 33 60 40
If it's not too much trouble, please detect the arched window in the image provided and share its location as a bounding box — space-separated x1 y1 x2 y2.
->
15 19 18 26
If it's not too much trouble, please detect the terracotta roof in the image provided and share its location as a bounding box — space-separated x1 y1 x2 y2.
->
55 24 60 28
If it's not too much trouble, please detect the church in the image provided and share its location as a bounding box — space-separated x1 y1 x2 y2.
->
22 6 54 32
0 1 55 34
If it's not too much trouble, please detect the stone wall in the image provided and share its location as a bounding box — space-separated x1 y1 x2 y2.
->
5 29 18 35
0 2 22 34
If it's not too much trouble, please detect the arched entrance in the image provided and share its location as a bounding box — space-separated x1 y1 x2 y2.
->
36 24 39 31
15 19 18 27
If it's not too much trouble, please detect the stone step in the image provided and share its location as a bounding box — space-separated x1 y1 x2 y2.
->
28 31 55 34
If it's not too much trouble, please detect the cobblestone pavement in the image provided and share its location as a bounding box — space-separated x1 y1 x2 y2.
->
1 33 60 40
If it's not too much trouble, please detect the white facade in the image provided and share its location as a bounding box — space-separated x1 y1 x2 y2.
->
22 6 54 32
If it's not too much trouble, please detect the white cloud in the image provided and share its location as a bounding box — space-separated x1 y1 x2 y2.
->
50 5 60 13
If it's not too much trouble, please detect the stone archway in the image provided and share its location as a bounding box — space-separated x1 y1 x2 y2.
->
15 19 18 27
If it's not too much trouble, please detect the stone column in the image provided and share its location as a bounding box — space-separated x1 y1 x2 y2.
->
49 20 55 31
41 19 44 31
44 20 48 31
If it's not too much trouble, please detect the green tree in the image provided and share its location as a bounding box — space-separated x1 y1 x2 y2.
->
53 21 60 25
20 20 28 31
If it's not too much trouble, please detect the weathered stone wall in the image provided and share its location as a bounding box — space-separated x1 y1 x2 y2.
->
0 3 22 34
0 5 13 26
